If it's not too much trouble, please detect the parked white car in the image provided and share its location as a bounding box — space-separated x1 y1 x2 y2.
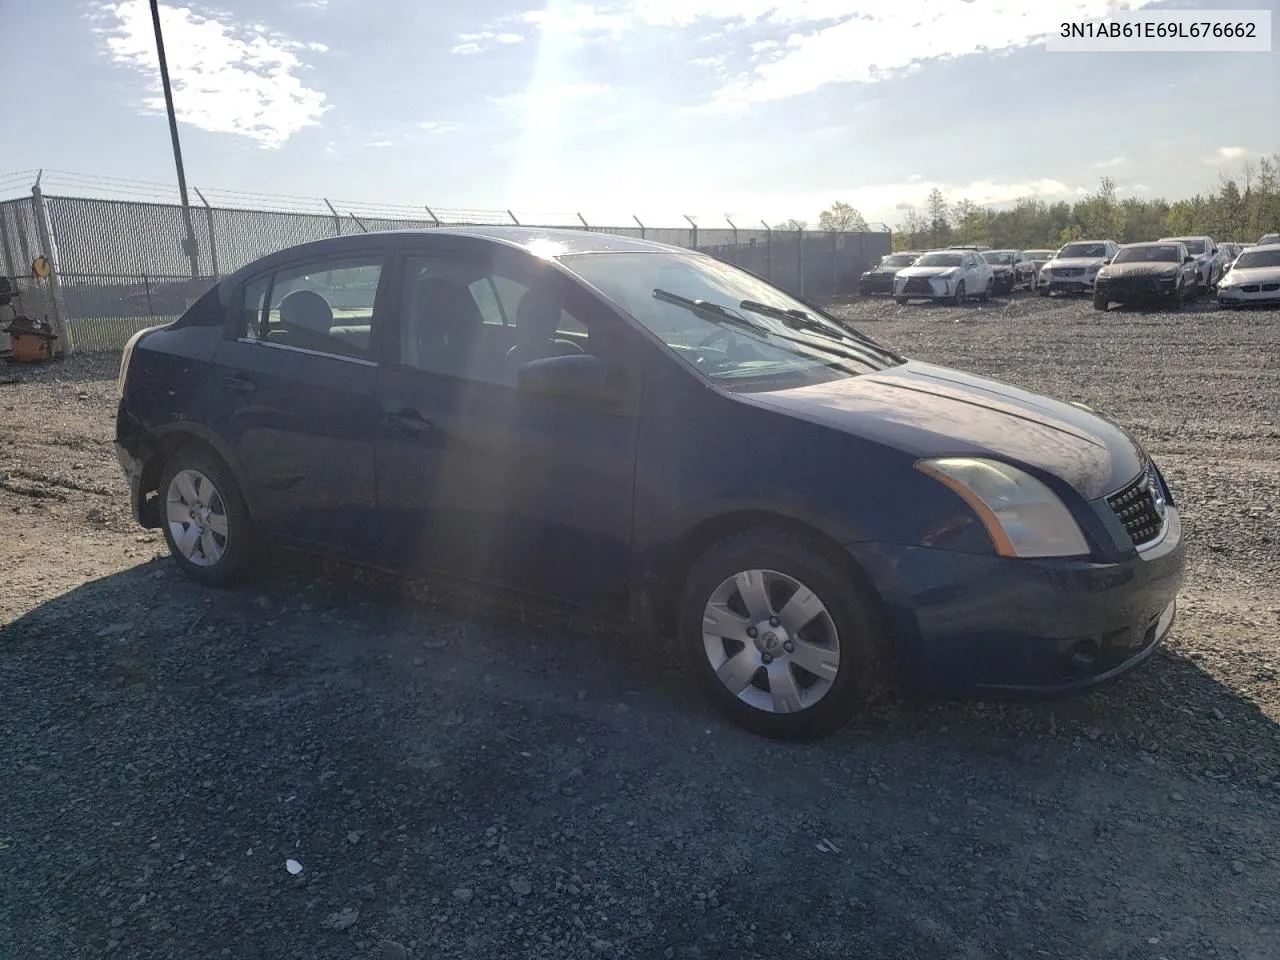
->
1158 235 1221 290
893 249 994 304
1257 232 1280 247
1217 243 1280 308
1036 240 1119 296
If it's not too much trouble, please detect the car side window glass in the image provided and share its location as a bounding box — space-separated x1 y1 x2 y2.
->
401 256 593 387
240 274 271 339
259 259 383 360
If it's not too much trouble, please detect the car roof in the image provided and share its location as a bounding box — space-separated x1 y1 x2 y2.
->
1158 235 1207 241
224 225 690 282
1120 240 1178 247
1245 242 1280 252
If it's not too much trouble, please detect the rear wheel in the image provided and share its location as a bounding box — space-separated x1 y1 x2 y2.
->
678 528 891 741
979 277 993 302
159 446 258 586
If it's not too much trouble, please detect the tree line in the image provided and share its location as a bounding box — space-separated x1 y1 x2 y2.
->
810 154 1280 252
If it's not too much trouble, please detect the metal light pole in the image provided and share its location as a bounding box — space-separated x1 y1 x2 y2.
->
149 0 200 278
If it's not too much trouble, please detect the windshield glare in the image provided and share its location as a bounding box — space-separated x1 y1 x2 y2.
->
1113 245 1180 264
915 253 963 267
881 254 916 266
1236 249 1280 268
559 251 898 387
1059 243 1107 259
983 252 1014 264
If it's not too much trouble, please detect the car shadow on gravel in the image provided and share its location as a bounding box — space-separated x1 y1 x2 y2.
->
5 558 1280 959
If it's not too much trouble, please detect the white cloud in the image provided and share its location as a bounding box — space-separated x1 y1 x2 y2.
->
418 120 462 133
452 29 525 54
1217 146 1247 159
366 140 395 148
489 83 610 109
97 1 327 148
1094 156 1125 168
475 1 1165 107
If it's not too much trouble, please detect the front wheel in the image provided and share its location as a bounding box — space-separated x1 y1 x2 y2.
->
678 528 890 740
953 281 966 305
1038 285 1050 298
1092 293 1108 311
159 446 258 585
1171 283 1184 311
895 296 908 305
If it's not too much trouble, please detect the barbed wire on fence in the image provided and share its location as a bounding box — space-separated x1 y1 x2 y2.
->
0 169 892 353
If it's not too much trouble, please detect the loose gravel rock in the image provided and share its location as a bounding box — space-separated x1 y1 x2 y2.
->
2 291 1278 959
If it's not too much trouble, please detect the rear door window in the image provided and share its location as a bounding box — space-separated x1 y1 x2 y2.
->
238 258 386 360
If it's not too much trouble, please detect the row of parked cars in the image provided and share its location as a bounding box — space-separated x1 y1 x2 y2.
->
860 232 1280 309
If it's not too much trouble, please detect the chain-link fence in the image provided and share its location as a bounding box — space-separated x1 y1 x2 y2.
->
0 192 891 352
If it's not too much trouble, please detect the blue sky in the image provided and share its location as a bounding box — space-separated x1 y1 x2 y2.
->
2 0 1277 225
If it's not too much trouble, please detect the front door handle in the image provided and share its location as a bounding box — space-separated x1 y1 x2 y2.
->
382 408 435 439
221 372 256 395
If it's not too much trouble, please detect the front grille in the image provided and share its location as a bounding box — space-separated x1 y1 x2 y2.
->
1107 468 1165 547
1241 284 1260 293
1054 267 1085 277
904 277 935 295
1262 282 1280 292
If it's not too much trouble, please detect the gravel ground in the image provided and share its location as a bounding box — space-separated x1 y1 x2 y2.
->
2 289 1279 960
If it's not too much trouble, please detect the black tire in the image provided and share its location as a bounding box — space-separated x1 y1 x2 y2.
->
158 445 258 586
1092 292 1108 311
895 296 908 305
979 277 993 302
953 281 966 305
1038 285 1050 298
677 527 891 741
1171 283 1184 311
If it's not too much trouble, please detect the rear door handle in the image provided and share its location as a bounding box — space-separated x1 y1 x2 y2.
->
221 372 256 395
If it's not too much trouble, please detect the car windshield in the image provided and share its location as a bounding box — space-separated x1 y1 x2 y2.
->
914 252 963 267
1236 248 1280 268
1025 250 1054 258
559 251 901 388
983 252 1014 264
881 254 916 267
1174 239 1207 255
1112 245 1180 264
1059 242 1108 258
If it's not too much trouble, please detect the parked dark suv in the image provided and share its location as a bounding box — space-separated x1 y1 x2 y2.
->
116 227 1185 740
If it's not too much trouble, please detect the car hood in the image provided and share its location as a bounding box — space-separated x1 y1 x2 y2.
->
1047 257 1107 269
1101 262 1182 278
1224 265 1280 282
744 360 1144 501
896 265 961 279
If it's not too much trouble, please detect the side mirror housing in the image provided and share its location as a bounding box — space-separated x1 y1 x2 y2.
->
1184 255 1195 264
517 353 621 404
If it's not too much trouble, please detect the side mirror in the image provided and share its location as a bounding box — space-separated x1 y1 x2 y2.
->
517 352 621 404
1184 256 1195 264
1101 258 1112 265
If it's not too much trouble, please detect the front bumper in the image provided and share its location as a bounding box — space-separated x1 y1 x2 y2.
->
1217 283 1280 307
859 274 897 295
894 276 955 300
847 507 1185 695
1095 278 1181 303
1038 273 1098 293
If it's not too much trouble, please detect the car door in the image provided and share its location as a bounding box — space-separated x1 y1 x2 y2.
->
373 245 642 610
209 253 389 554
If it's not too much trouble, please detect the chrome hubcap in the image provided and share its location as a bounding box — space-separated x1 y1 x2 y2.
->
701 569 841 714
166 468 228 567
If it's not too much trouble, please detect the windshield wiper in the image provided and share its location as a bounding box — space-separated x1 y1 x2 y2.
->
654 288 889 369
653 289 763 332
738 299 897 361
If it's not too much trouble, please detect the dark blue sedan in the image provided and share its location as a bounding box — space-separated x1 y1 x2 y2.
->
116 227 1185 740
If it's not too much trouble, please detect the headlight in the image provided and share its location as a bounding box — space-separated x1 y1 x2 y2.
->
915 457 1090 558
